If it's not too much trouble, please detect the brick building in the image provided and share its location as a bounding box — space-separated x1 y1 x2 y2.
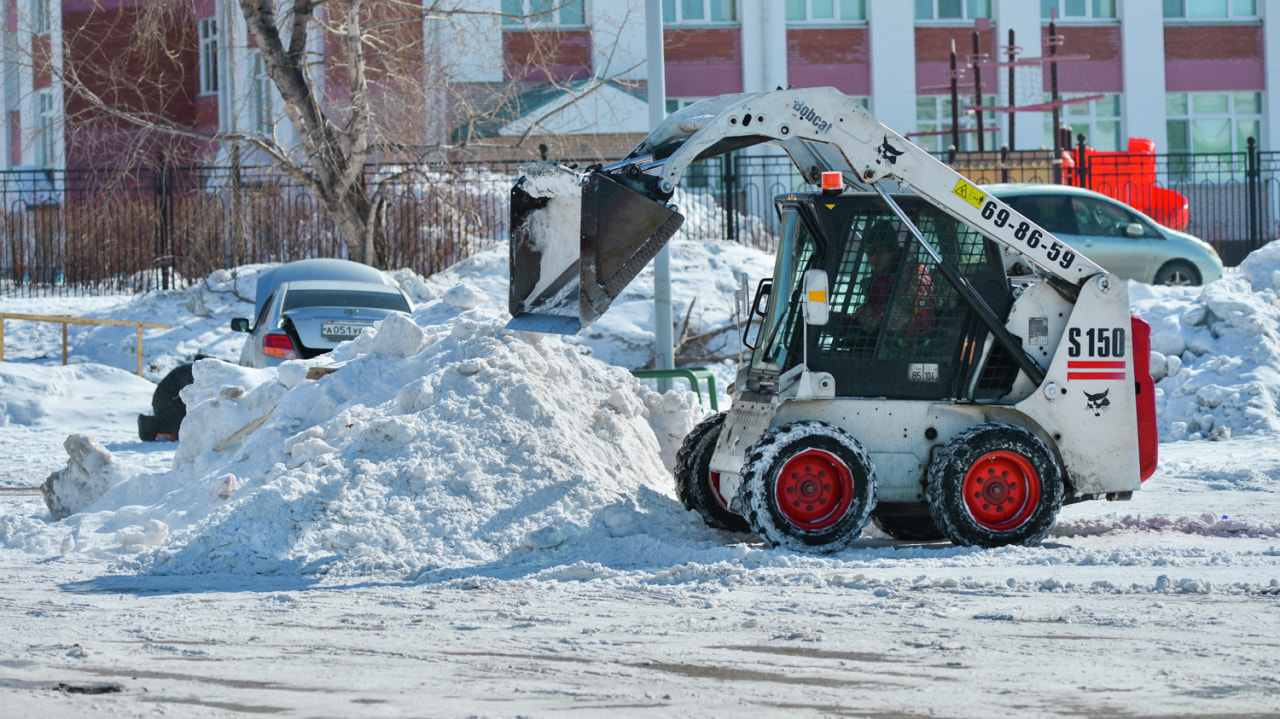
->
4 0 1279 170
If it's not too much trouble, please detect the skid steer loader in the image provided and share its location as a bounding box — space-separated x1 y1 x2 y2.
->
507 87 1158 551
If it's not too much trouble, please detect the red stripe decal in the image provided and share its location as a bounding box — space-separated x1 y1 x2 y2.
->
1067 361 1126 369
1068 372 1126 380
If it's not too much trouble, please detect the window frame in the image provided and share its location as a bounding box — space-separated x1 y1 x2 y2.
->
198 18 219 97
1165 90 1262 155
1045 93 1123 152
34 88 55 167
501 0 588 27
914 0 992 23
31 0 50 35
785 0 866 23
662 0 738 25
252 54 274 135
1162 0 1257 21
1040 0 1117 21
913 94 999 153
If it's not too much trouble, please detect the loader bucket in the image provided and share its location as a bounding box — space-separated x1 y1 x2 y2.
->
508 163 684 334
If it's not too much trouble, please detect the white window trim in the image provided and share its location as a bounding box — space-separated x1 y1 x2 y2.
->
502 0 588 28
1162 0 1258 22
1040 0 1118 22
199 18 219 97
914 94 999 153
662 0 738 26
1045 93 1123 151
914 0 992 24
1166 91 1262 154
34 88 56 167
31 0 51 35
785 0 866 24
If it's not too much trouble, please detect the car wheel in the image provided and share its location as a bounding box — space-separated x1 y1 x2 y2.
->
149 363 195 439
1154 260 1200 287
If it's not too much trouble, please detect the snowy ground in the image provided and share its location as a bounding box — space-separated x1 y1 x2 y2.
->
1 235 1279 717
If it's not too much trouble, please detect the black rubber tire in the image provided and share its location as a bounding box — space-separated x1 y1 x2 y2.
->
871 514 945 541
137 413 160 442
674 412 750 532
739 421 876 554
926 422 1064 547
152 363 195 423
1153 260 1200 287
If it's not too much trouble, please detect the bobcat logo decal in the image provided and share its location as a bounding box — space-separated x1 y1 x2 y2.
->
877 136 905 166
1084 389 1111 417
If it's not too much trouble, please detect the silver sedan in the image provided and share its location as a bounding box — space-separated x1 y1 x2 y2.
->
231 259 412 368
986 184 1224 286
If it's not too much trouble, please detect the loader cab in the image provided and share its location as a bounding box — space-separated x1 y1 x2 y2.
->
749 192 1018 401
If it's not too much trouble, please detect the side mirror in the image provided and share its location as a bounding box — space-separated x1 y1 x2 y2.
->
802 270 829 326
230 317 251 333
1125 222 1145 238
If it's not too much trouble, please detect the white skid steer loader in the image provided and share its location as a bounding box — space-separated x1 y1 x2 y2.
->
507 87 1158 551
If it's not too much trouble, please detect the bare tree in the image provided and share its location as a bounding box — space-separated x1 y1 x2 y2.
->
28 0 645 268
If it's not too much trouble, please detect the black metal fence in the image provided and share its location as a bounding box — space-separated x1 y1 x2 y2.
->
0 164 515 297
3 142 1277 297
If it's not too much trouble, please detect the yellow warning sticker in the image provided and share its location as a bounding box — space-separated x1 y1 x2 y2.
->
807 290 827 303
953 179 986 210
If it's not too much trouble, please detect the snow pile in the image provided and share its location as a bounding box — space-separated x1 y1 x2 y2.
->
1132 241 1280 441
37 293 702 576
41 435 135 520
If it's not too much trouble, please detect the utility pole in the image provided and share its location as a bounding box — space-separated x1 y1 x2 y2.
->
647 0 673 391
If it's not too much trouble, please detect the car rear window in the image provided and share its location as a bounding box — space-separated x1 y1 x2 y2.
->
282 289 410 313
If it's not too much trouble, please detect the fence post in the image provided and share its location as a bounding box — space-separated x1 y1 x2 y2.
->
154 154 172 290
1000 144 1010 184
1075 133 1089 188
1246 136 1261 254
721 152 737 243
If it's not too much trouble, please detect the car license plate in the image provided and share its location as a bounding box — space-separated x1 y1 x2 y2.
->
321 322 369 339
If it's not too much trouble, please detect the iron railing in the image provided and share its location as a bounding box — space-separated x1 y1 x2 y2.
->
2 142 1276 297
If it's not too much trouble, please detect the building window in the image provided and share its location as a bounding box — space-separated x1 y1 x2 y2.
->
662 0 737 24
1040 0 1116 20
31 0 50 35
501 0 586 26
253 55 273 135
914 0 991 22
1166 91 1260 154
1045 94 1122 151
786 0 865 22
199 18 219 96
1163 0 1257 19
35 88 55 166
914 95 998 153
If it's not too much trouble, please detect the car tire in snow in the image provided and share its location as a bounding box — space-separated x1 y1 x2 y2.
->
738 421 876 554
926 422 1063 547
1154 260 1200 287
674 412 750 533
137 363 195 442
871 514 945 541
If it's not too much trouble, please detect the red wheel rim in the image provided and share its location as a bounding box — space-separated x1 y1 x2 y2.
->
708 471 733 512
774 449 855 531
963 451 1041 531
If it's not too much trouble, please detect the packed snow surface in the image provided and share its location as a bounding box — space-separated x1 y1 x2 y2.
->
1 235 1279 716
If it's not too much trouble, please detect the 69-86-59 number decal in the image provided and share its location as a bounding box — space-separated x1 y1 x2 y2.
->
951 178 1077 272
977 200 1075 271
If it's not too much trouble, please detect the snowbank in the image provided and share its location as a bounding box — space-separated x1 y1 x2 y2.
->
1132 240 1280 441
28 292 703 576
